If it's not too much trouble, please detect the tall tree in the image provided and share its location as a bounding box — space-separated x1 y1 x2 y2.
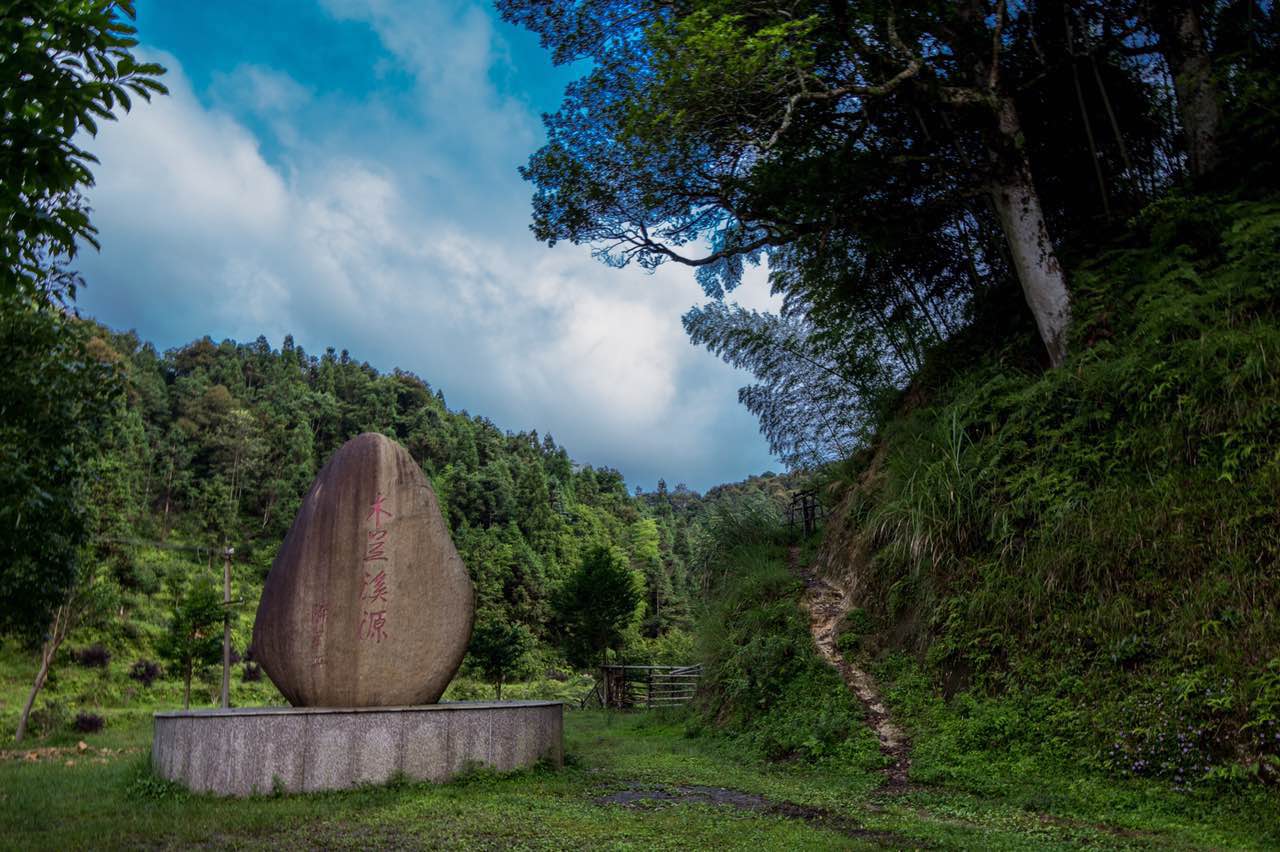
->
553 545 642 668
0 302 123 643
1 0 166 300
1 0 166 648
1144 0 1223 178
500 0 1074 365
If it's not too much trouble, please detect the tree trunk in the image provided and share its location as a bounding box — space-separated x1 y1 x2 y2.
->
16 654 51 743
183 668 193 710
161 463 173 542
221 545 232 710
261 493 275 530
495 676 503 701
1152 2 1222 178
16 605 70 742
16 641 56 742
989 97 1073 367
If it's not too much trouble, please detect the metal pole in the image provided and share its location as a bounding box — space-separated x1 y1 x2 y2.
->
221 543 234 709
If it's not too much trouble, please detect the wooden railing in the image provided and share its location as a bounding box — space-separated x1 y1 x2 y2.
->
583 664 702 709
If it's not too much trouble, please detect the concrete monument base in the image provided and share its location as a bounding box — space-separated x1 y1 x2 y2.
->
152 701 563 796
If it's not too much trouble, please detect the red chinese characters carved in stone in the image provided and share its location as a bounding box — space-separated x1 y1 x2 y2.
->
361 569 388 604
364 528 389 563
310 604 328 666
359 495 392 641
366 493 393 529
360 609 388 643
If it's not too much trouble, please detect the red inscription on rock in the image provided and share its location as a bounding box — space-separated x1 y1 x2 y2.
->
366 493 393 528
364 529 389 563
360 609 388 643
362 569 388 604
359 495 392 642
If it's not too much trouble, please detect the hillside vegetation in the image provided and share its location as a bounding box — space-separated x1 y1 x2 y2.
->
783 193 1280 790
0 327 799 735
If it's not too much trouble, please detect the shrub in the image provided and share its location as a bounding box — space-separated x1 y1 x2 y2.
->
697 537 878 765
72 644 111 668
30 699 69 737
73 712 105 734
837 608 874 657
129 659 163 688
113 556 161 596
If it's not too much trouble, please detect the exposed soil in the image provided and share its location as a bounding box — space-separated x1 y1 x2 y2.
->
595 784 919 847
3 741 140 763
791 547 912 788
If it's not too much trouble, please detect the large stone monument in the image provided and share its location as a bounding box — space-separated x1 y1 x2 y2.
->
151 433 563 796
253 432 474 706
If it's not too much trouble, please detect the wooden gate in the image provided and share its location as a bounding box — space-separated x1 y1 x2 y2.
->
583 664 702 709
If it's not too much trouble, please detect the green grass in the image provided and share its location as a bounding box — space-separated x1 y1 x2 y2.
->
2 709 1277 850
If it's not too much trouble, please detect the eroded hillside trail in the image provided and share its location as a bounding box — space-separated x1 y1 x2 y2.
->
791 545 912 787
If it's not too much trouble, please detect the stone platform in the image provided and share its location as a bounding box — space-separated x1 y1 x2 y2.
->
152 701 563 796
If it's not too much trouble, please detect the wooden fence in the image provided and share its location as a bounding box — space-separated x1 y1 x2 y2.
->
582 664 702 709
786 488 827 535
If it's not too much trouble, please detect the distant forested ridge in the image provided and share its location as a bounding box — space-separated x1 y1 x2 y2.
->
76 327 795 655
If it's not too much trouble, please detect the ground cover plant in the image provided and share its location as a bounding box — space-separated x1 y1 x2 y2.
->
3 709 1278 851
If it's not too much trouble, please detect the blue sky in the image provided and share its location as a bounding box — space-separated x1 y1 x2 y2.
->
73 0 780 492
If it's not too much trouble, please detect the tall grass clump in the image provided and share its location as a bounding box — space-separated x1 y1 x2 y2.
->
688 488 790 591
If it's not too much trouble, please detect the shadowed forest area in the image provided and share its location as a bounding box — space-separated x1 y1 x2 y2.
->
4 0 1280 848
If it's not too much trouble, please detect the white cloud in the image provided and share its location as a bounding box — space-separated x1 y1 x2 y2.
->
320 0 540 175
76 36 781 490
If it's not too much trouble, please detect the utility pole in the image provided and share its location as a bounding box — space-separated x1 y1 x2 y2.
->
221 542 234 709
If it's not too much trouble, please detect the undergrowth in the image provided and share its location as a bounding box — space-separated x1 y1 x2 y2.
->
825 193 1280 787
691 502 883 767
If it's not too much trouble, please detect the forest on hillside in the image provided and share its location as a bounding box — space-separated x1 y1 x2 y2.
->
81 327 701 640
21 320 799 664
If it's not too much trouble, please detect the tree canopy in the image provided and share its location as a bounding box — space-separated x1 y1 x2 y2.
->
157 577 225 709
501 0 1280 465
553 545 643 667
0 300 123 642
0 0 167 644
1 0 166 301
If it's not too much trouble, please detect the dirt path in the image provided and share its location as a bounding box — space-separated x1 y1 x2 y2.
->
596 784 912 846
792 546 912 787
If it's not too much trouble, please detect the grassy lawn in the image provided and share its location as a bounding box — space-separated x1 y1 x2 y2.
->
2 708 1277 851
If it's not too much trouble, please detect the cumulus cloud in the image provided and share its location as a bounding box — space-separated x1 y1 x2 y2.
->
75 20 780 490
